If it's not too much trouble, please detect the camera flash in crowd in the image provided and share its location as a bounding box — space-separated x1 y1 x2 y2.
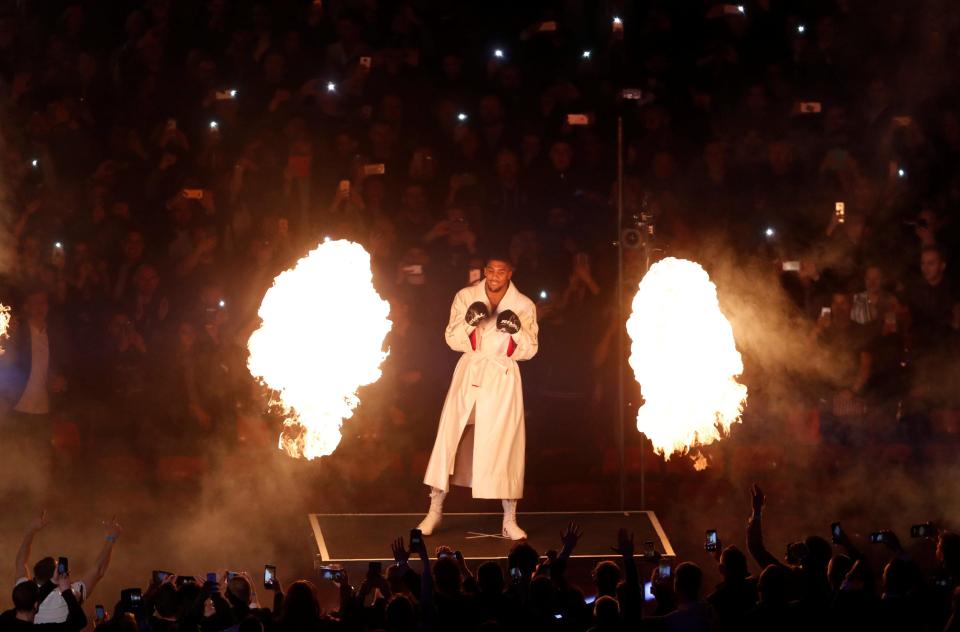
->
218 299 226 308
30 158 38 168
54 241 63 249
209 120 219 130
737 5 745 14
326 82 336 92
229 89 237 98
539 290 548 300
493 48 504 59
612 16 622 25
764 227 775 238
582 50 592 59
898 167 906 178
797 24 806 34
457 112 468 122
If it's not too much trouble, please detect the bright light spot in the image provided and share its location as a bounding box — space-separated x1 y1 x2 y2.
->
31 159 38 167
326 82 336 92
764 227 775 238
247 240 392 460
54 242 62 249
582 50 592 59
218 299 226 308
457 112 468 122
0 304 10 356
493 48 504 59
627 258 747 466
229 89 237 98
323 236 331 243
797 24 806 33
209 120 219 129
737 5 745 13
613 16 622 25
539 290 548 300
898 168 906 178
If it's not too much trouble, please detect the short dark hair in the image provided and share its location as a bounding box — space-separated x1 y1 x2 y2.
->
484 253 513 269
13 581 39 612
226 576 251 607
34 557 56 582
507 542 539 576
674 562 703 601
921 244 945 261
476 561 504 593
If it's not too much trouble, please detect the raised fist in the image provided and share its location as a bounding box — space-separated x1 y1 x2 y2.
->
465 301 489 326
496 310 521 335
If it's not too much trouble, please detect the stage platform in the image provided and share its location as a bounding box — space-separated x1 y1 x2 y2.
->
309 511 674 562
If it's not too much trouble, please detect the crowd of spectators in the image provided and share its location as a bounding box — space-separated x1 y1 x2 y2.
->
0 0 959 472
5 486 960 631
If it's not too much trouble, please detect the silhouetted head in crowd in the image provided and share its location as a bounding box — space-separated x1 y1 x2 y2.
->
758 564 789 605
226 575 251 608
432 557 461 595
883 558 916 598
828 554 854 592
592 560 621 597
13 581 39 617
803 536 832 570
477 561 504 594
719 546 749 581
34 556 56 583
385 594 415 632
593 595 620 629
507 542 539 581
674 562 703 604
281 580 321 623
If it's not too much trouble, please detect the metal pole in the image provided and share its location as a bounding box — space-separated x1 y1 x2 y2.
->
616 115 625 512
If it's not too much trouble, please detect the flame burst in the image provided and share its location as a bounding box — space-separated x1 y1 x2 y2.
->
247 240 392 460
627 257 747 467
0 304 9 355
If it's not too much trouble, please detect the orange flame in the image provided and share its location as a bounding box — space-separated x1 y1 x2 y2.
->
626 258 747 466
247 240 392 460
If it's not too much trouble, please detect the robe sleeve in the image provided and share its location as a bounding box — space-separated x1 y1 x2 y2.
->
445 290 477 353
507 302 539 361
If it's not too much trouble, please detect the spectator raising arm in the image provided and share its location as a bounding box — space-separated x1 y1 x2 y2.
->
612 528 641 626
746 484 782 571
15 509 49 582
79 516 122 599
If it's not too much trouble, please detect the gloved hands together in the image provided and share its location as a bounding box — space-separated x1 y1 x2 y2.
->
496 310 521 335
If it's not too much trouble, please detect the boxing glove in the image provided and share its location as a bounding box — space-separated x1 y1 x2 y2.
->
496 310 521 335
465 301 489 326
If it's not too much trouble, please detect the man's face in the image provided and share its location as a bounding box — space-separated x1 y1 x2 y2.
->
484 260 513 293
831 293 852 322
123 232 144 260
549 142 573 172
921 251 945 284
865 267 883 293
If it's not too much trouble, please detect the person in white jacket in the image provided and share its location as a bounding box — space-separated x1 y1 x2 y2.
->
418 255 538 540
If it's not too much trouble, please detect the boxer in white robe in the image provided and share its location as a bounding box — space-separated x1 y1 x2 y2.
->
418 256 538 540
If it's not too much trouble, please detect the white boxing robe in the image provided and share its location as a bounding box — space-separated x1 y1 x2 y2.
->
422 280 538 499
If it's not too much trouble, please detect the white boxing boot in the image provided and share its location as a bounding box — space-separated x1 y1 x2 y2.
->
501 499 527 540
417 487 447 535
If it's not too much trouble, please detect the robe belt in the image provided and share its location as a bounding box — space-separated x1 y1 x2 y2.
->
465 353 512 388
